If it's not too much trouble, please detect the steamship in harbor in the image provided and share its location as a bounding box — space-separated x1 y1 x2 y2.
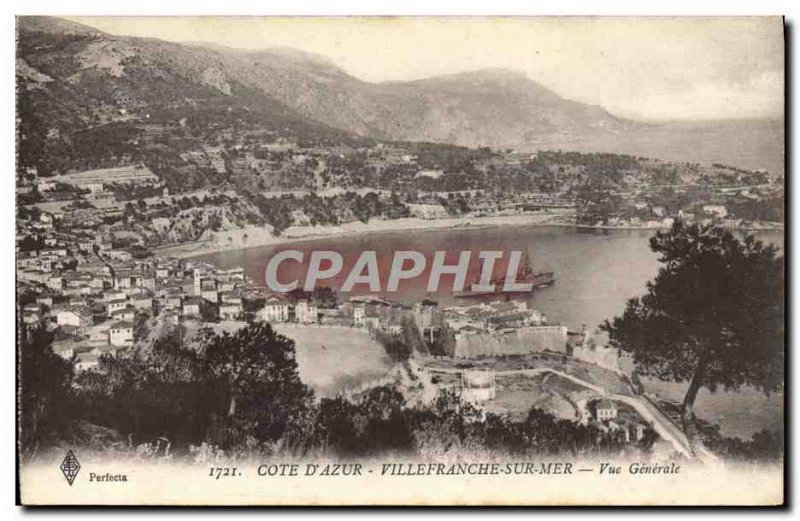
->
454 253 555 298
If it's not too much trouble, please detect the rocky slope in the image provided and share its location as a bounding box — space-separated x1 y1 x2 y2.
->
17 16 784 174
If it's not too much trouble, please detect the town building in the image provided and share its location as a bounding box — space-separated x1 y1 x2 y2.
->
110 307 136 322
262 296 289 323
594 400 618 422
55 307 93 335
219 302 243 321
109 321 134 347
353 304 366 327
295 300 318 324
182 297 202 317
461 368 496 404
107 299 129 317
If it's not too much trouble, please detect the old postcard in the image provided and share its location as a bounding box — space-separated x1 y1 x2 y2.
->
15 16 784 506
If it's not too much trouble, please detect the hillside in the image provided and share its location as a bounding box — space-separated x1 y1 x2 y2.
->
16 17 364 176
16 16 783 177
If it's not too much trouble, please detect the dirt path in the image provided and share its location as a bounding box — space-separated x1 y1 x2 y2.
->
427 364 699 458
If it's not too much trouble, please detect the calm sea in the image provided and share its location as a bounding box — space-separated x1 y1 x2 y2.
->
194 224 784 439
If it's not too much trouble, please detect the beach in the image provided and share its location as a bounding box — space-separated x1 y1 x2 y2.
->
153 211 573 259
154 210 783 259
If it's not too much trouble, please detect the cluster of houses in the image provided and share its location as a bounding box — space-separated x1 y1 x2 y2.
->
19 207 626 377
16 221 255 370
18 170 620 376
438 300 572 358
35 164 159 196
588 399 653 446
409 190 577 219
19 215 606 370
18 220 458 370
259 295 566 359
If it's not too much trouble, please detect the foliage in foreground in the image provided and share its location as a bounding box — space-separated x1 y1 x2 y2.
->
19 321 782 462
602 221 783 421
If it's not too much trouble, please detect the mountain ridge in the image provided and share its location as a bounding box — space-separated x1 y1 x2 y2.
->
17 16 784 174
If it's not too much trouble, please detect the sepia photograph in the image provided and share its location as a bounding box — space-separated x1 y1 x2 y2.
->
13 12 786 507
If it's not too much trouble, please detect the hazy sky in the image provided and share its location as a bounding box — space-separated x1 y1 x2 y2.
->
66 16 784 122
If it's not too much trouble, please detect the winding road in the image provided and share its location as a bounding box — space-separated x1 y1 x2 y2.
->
426 365 703 459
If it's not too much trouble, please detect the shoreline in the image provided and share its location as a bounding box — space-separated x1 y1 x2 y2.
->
152 213 784 260
154 213 566 259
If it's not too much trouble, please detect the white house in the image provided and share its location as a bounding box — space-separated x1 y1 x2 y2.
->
201 288 218 303
109 321 134 347
107 300 129 317
35 296 53 308
37 179 57 192
415 169 444 179
84 182 104 194
130 296 153 311
52 342 75 360
353 305 366 327
114 274 134 290
56 308 93 335
104 289 127 303
262 296 289 323
77 240 95 253
219 302 243 321
75 353 99 372
165 294 183 310
141 276 156 291
295 300 318 324
702 205 728 218
110 307 136 322
46 276 64 291
182 297 202 317
218 280 236 293
634 423 649 442
595 399 618 422
105 250 133 262
220 292 242 305
87 324 110 346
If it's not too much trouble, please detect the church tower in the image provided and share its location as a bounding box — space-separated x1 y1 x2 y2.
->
193 269 201 296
